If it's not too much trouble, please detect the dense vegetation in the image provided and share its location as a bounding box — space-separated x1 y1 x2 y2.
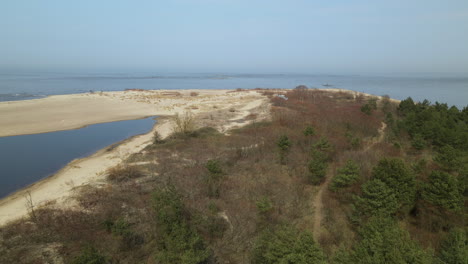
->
0 89 466 263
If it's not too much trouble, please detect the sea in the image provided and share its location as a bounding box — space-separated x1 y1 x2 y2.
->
0 71 467 108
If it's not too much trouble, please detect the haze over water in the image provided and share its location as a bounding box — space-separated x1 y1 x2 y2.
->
2 1 467 108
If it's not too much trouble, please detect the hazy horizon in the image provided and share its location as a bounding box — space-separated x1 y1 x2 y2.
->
2 1 468 75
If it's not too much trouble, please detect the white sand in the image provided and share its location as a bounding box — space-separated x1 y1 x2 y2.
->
0 89 270 225
0 89 264 137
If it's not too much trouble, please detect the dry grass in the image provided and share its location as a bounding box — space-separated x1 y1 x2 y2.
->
106 165 144 182
160 91 182 97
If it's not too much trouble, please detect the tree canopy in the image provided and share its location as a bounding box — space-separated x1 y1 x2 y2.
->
350 217 434 264
422 171 464 212
252 225 326 264
372 158 416 208
330 160 360 191
354 179 399 217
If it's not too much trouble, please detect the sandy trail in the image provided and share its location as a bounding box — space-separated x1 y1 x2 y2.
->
312 167 334 242
312 121 387 241
0 90 270 225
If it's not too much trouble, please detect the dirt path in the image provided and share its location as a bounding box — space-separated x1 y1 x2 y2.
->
312 166 334 241
363 121 387 152
312 121 387 241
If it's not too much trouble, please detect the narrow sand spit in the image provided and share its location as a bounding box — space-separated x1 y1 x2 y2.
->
0 89 260 137
0 89 270 225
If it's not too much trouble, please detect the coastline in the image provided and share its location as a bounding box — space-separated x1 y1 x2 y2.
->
0 88 399 137
0 89 249 137
0 115 158 198
0 89 270 225
0 117 174 225
0 88 396 225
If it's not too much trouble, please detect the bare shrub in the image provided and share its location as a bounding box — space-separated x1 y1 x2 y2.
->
161 91 181 97
153 131 164 144
107 165 144 182
24 191 37 222
172 111 195 134
245 113 258 120
190 91 199 96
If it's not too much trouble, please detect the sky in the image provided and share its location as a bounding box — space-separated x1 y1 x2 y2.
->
1 0 468 74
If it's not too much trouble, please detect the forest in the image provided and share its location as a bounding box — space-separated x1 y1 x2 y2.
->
0 88 466 264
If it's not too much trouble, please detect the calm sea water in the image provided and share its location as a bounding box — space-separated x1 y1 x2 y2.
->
0 117 155 199
0 71 467 107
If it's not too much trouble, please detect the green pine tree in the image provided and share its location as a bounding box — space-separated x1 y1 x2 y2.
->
330 160 360 191
308 150 328 184
251 225 326 264
354 179 399 217
372 158 416 207
351 217 435 264
438 228 468 264
422 171 463 212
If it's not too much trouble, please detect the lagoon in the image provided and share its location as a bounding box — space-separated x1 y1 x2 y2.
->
0 116 155 198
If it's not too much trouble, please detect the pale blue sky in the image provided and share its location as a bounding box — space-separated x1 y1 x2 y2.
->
1 0 468 74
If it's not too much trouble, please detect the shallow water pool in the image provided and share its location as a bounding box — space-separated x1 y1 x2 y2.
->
0 116 156 198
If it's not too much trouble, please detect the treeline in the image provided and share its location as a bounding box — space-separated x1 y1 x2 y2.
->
329 157 466 263
253 93 467 264
324 97 467 264
398 97 468 152
397 97 467 207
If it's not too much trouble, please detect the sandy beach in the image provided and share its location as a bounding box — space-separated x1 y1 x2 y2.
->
0 89 267 137
0 89 270 225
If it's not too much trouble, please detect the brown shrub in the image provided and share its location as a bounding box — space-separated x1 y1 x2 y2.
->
107 165 144 182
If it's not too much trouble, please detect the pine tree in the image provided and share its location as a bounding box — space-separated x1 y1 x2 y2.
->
422 171 463 212
354 179 399 217
277 135 291 164
351 217 434 264
438 228 468 264
372 158 416 207
251 225 326 264
308 150 328 184
330 160 360 191
434 145 464 172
